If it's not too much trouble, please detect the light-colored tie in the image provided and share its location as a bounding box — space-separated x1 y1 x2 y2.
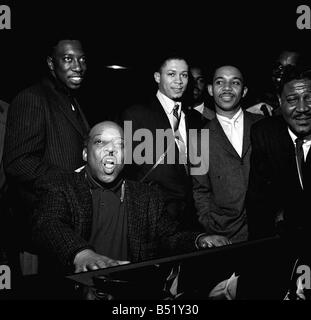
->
229 120 242 157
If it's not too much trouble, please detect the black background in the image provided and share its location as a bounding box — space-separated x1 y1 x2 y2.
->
1 1 310 125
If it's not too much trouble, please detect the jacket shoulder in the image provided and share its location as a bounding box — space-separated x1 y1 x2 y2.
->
244 110 264 123
251 115 284 133
35 170 85 193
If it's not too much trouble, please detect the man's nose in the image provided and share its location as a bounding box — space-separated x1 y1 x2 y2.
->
104 143 115 155
223 82 232 91
296 98 310 113
72 59 82 72
175 75 184 83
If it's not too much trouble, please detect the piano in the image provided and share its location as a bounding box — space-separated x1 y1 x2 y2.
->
66 236 295 300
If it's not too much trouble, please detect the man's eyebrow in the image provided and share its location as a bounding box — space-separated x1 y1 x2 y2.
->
92 134 106 140
214 76 243 81
166 69 188 73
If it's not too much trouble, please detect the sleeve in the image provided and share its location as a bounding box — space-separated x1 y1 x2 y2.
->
31 181 92 271
3 90 57 184
192 172 223 235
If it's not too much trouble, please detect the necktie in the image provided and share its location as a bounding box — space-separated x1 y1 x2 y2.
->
173 104 180 132
295 137 305 187
172 105 187 169
260 104 270 117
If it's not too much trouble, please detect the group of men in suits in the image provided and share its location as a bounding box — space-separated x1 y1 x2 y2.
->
2 37 311 299
120 53 263 248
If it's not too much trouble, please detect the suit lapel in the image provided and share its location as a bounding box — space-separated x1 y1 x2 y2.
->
241 112 252 159
43 78 88 137
55 97 87 137
210 118 241 158
150 98 172 130
151 98 189 174
278 120 302 190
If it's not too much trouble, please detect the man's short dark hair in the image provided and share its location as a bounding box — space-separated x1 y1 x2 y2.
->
154 50 190 73
44 33 85 58
278 64 311 94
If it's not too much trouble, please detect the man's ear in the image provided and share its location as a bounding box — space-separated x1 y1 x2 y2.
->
47 56 54 72
242 86 248 98
82 148 87 162
154 72 160 84
207 84 213 97
277 94 282 107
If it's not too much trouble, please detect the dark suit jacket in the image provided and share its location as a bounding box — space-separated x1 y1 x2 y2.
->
31 170 199 274
193 111 263 242
0 99 10 264
120 96 200 228
246 115 311 240
3 77 89 249
0 99 9 192
184 108 210 129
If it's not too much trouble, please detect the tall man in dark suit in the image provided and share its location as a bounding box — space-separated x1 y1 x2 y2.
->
120 53 200 229
31 121 211 275
3 38 89 275
246 64 311 242
192 65 262 246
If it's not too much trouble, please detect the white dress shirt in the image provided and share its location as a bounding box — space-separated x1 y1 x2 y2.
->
216 108 244 157
156 90 187 152
288 128 311 189
194 103 205 115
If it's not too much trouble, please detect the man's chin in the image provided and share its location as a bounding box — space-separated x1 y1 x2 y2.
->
101 175 117 184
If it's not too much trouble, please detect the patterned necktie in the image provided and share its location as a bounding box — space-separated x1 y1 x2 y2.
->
172 103 187 168
173 104 180 132
295 137 305 187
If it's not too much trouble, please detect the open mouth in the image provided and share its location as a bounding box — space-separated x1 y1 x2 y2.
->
102 157 117 174
103 158 116 170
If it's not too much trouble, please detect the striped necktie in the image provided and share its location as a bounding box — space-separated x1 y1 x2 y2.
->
172 104 187 168
173 104 180 132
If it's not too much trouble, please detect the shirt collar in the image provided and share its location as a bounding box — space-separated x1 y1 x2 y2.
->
288 128 311 146
156 90 181 115
194 103 205 114
216 107 243 125
85 165 124 192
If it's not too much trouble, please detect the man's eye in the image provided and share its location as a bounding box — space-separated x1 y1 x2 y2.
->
287 98 298 104
305 95 311 103
64 57 72 62
79 57 86 64
181 73 188 78
168 72 175 77
232 81 241 86
215 80 223 85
